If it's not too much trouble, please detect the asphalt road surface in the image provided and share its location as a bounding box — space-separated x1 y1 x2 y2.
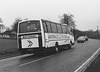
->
0 39 100 72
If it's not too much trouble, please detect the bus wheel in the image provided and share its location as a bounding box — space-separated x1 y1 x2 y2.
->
70 41 74 45
55 42 59 53
55 47 59 52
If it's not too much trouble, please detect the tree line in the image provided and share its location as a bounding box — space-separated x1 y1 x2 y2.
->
1 13 100 39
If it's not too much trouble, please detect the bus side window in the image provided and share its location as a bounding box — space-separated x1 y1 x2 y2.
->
51 23 57 33
46 22 52 33
67 26 73 35
42 21 48 32
70 29 73 35
62 25 66 34
57 24 62 33
66 26 70 34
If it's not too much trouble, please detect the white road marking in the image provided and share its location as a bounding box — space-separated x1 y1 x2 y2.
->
74 47 100 72
19 55 54 66
0 54 33 62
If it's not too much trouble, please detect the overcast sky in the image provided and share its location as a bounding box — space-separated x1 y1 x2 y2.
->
0 0 100 31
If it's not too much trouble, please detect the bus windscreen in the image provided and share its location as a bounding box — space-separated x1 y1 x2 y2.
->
19 20 41 33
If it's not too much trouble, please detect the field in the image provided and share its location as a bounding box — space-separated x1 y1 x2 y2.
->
0 39 20 59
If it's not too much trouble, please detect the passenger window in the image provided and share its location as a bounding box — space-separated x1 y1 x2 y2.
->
66 26 69 34
46 22 52 33
42 21 47 32
57 24 62 33
66 26 72 34
62 25 66 33
51 23 57 33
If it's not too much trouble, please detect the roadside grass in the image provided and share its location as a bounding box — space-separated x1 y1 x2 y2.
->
0 38 19 54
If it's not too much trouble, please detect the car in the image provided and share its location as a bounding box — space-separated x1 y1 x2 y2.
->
77 36 86 43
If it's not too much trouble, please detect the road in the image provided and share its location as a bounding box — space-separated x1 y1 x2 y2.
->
0 39 100 72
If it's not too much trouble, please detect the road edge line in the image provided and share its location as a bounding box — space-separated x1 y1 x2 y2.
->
74 47 100 72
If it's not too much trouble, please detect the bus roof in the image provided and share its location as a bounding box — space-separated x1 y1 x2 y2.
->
19 19 41 24
19 19 68 26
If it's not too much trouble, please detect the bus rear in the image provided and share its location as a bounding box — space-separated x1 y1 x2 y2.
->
17 20 43 54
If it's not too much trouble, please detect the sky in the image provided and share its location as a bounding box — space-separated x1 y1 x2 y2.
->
0 0 100 31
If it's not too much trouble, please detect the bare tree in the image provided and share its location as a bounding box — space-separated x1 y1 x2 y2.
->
11 17 22 33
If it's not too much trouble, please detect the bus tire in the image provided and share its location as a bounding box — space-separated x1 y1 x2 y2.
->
70 41 74 45
55 42 59 53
